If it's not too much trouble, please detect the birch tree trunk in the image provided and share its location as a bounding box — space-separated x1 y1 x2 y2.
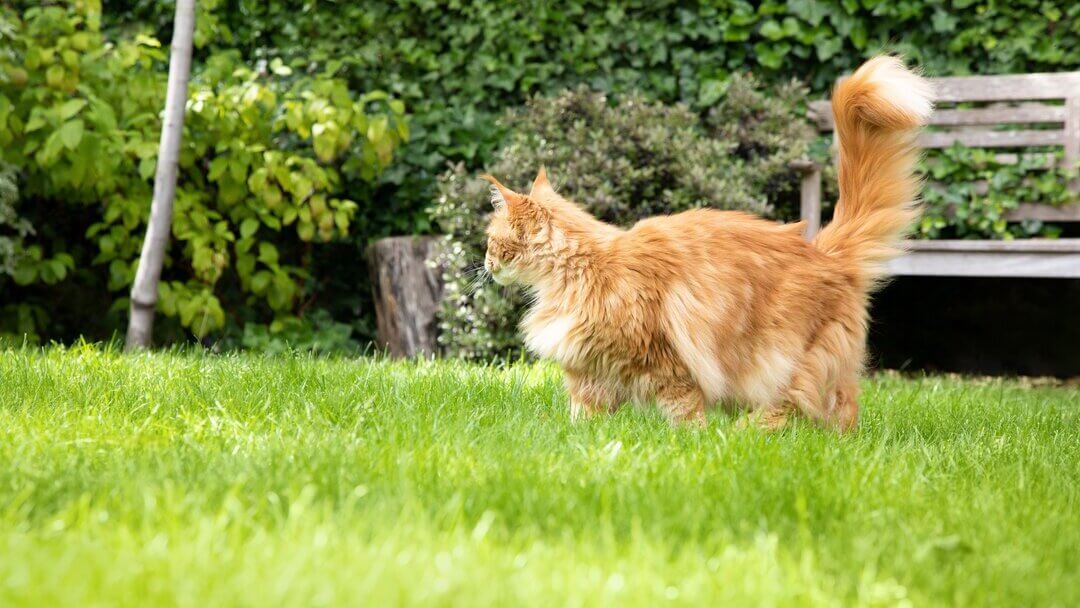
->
125 0 196 351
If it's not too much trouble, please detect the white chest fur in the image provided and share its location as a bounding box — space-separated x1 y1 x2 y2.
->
524 314 577 361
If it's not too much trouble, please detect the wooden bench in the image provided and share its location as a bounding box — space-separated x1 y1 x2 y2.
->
795 71 1080 278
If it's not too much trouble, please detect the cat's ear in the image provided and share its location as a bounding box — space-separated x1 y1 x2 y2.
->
480 174 521 212
529 166 555 197
480 174 549 234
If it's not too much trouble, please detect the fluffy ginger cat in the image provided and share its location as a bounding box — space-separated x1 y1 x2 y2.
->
481 56 932 431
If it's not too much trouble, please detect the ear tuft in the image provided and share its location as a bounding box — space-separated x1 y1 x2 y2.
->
480 174 519 211
488 185 506 210
530 166 554 197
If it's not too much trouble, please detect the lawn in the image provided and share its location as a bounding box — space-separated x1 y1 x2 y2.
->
0 346 1076 607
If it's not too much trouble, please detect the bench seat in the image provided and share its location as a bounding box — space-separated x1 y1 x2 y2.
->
890 239 1080 278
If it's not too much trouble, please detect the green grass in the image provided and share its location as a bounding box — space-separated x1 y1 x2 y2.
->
0 345 1076 607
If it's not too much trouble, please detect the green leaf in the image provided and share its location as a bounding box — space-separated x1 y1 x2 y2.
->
788 0 827 27
753 41 790 69
12 265 37 286
697 78 730 107
25 112 47 133
40 131 65 164
135 34 162 47
932 10 958 33
57 99 88 120
240 218 259 238
298 221 315 241
58 120 85 150
139 157 156 180
251 271 271 292
208 157 228 181
759 20 784 41
45 65 65 88
312 122 338 162
270 58 293 76
257 242 279 265
815 37 842 61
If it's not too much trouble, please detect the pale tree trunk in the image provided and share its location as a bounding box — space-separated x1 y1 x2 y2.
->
125 0 196 351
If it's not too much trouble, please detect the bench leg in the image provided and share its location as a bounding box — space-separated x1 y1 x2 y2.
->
799 166 822 240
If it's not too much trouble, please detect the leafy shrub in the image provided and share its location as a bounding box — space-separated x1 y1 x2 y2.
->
236 309 358 355
432 81 815 359
0 2 406 343
918 144 1078 240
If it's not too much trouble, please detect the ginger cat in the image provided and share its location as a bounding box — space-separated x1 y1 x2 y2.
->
481 56 932 430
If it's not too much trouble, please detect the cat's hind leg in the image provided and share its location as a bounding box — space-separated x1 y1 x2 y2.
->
785 320 864 432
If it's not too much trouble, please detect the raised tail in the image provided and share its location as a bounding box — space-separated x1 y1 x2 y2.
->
813 55 933 291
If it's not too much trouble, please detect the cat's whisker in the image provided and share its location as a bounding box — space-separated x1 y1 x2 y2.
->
463 262 491 295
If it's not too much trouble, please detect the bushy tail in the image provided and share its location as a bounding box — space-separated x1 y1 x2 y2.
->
813 56 933 290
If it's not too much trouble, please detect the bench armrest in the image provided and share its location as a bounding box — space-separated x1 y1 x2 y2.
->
788 159 819 174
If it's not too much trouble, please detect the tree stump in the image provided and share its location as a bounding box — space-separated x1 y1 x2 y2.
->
367 236 443 358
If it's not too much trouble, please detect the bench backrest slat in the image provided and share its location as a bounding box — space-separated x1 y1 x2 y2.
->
919 129 1065 149
933 73 1080 102
807 100 1071 129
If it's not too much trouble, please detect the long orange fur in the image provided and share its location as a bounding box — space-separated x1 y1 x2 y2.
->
481 56 933 430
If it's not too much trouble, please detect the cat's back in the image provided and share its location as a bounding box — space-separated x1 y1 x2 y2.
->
619 208 814 264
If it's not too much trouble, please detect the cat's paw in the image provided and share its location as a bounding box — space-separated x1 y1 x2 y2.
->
736 408 790 432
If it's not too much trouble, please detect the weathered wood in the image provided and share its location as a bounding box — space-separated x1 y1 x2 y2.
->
811 102 1068 130
929 104 1067 126
807 100 832 130
933 72 1080 102
906 239 1080 253
1005 203 1080 222
889 246 1080 278
798 164 822 239
988 152 1059 167
918 129 1066 149
367 236 443 358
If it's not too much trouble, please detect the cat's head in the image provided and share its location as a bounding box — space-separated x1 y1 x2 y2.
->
480 168 561 286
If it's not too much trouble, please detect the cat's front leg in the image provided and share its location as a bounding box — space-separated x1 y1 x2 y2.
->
565 370 618 422
655 382 707 427
738 404 793 431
